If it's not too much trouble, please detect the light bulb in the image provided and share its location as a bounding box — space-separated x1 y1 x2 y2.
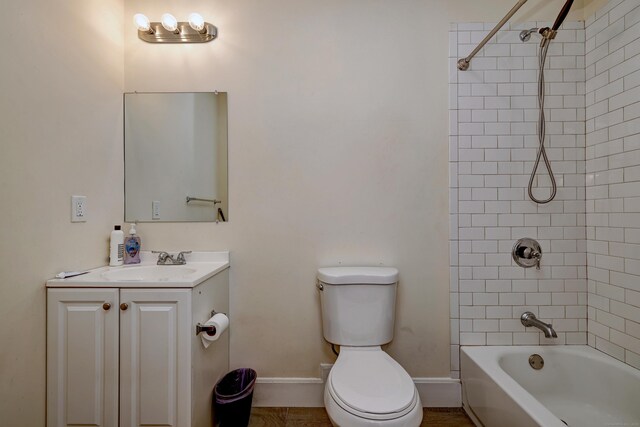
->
133 13 151 32
188 13 205 32
161 13 179 32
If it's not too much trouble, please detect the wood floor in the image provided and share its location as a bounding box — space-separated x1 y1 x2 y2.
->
248 407 475 426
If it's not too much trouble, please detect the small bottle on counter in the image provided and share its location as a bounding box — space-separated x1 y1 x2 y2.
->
109 225 124 266
124 223 141 265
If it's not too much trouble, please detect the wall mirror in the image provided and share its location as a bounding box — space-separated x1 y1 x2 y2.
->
124 92 228 222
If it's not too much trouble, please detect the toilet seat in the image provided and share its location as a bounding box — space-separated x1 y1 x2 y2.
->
327 347 418 421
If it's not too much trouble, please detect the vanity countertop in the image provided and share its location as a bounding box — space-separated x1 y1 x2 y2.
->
46 251 229 288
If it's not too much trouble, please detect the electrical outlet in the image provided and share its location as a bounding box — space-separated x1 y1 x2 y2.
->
152 200 161 220
71 195 87 222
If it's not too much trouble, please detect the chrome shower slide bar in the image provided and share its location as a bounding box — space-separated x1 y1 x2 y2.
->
457 0 529 71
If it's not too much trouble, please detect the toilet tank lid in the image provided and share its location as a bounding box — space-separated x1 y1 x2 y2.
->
317 267 399 285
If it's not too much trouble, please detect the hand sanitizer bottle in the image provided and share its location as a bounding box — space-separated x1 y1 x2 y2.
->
124 223 141 265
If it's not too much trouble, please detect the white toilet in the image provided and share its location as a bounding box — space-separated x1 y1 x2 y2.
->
317 267 423 427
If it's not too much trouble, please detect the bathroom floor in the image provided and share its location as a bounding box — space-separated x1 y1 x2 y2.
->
249 407 475 426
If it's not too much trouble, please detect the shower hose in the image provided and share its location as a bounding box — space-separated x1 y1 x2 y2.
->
528 36 557 204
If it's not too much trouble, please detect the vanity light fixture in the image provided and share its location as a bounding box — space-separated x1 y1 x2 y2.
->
161 13 179 33
188 13 206 32
133 14 153 33
134 12 218 43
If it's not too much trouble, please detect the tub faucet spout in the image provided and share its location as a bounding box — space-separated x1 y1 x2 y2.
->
521 312 557 338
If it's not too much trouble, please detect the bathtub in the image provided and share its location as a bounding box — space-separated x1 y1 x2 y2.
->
461 345 640 427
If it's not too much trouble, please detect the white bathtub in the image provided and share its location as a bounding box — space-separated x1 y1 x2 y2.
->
461 345 640 427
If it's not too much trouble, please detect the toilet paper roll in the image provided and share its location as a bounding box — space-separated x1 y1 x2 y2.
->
201 313 229 349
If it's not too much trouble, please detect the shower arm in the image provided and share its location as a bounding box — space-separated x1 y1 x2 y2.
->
457 0 529 71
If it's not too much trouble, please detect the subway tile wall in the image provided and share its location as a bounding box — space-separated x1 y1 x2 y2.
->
449 20 588 377
585 0 640 370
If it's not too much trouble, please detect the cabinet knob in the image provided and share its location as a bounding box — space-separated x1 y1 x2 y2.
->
103 302 111 311
120 303 129 311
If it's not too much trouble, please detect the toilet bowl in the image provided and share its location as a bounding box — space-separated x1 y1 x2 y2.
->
317 267 423 427
324 347 422 426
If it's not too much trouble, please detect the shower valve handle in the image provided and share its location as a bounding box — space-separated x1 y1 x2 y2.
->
512 238 542 270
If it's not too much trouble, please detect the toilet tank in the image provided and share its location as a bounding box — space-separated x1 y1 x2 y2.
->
317 267 398 346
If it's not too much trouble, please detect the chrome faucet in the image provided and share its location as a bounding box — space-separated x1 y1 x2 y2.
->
521 312 557 338
152 251 192 265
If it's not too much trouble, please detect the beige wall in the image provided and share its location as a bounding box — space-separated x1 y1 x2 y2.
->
124 0 591 379
0 0 601 425
0 1 124 425
583 0 611 18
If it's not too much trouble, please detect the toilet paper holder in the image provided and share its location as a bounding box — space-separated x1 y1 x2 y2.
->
196 309 225 336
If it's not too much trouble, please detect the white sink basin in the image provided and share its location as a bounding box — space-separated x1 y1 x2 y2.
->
101 266 198 282
46 251 229 288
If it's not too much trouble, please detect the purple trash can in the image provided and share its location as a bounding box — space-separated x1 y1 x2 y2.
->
213 368 257 427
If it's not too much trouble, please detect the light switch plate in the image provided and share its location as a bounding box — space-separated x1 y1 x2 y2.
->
152 200 161 220
71 195 87 222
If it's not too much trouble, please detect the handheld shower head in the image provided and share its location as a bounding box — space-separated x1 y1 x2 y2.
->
552 0 575 31
533 0 574 44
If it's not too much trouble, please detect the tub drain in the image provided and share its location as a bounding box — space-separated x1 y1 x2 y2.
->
528 354 544 370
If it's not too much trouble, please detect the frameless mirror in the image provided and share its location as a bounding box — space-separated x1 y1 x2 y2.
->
124 92 228 222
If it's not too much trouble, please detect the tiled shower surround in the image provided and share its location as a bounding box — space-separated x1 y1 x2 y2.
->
449 21 588 376
449 0 640 377
585 0 640 369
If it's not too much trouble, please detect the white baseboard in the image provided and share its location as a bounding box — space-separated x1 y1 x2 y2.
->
253 377 325 407
253 377 461 408
413 377 462 407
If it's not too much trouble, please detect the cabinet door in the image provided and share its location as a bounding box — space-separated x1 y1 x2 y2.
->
47 288 119 427
120 289 191 427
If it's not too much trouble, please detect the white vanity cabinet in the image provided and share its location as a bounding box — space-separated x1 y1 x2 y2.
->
46 288 120 427
119 289 192 427
46 255 230 427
